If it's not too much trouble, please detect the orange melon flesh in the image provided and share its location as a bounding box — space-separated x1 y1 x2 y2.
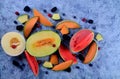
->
24 50 39 76
50 54 59 65
56 20 80 29
33 9 53 27
52 60 73 71
59 44 77 64
24 17 38 38
60 26 69 35
83 41 98 64
70 29 94 53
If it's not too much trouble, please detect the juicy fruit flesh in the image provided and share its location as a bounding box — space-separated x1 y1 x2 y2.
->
26 31 61 57
1 32 25 56
17 14 28 24
70 29 94 53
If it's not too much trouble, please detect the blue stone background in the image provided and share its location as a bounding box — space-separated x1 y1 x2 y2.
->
0 0 120 79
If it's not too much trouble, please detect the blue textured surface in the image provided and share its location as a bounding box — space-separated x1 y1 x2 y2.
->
0 0 120 79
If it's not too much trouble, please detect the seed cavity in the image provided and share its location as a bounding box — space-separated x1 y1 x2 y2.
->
10 38 20 49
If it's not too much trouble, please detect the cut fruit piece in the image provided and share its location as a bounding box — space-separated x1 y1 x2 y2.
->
24 16 38 38
60 26 69 35
33 9 53 27
1 32 25 56
83 41 98 64
56 20 80 29
59 44 77 64
26 30 61 57
50 54 59 65
52 13 60 20
52 60 73 71
17 14 29 24
95 33 103 41
43 61 53 68
70 29 94 53
24 50 39 76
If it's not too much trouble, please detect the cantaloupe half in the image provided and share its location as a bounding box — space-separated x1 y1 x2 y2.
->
83 41 98 64
52 60 73 71
56 20 80 29
33 9 53 27
24 16 38 38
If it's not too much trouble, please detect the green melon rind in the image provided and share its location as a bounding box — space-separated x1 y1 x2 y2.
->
70 29 94 53
26 30 61 57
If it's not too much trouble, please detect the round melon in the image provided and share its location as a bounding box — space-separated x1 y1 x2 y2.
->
26 30 61 57
70 29 94 53
1 32 25 56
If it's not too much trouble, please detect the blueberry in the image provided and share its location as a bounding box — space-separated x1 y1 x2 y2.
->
16 25 23 31
92 26 96 30
24 6 31 12
45 71 48 74
14 21 18 24
62 13 66 16
88 19 94 24
64 67 71 72
51 7 57 13
43 9 47 13
75 66 80 69
73 16 77 19
89 63 93 67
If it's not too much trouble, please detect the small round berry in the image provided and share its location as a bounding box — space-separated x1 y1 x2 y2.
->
51 7 57 13
88 19 94 24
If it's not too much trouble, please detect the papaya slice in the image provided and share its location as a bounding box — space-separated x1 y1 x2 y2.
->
83 41 98 64
56 20 80 29
52 60 73 71
24 16 38 38
70 29 94 53
59 44 77 64
24 50 39 76
60 26 69 35
33 9 53 27
50 54 59 65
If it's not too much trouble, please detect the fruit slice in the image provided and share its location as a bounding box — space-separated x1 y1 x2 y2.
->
43 61 53 68
17 14 29 24
83 41 98 64
33 9 53 26
70 29 94 53
52 60 73 71
59 44 77 64
24 16 38 38
52 13 60 20
60 26 69 35
50 54 59 65
1 32 25 56
95 33 103 41
56 20 80 29
26 30 61 57
24 50 39 76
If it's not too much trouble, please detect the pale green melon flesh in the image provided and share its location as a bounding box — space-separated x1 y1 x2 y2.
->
26 30 61 57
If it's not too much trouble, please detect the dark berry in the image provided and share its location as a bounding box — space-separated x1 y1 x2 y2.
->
64 67 71 72
52 26 56 29
43 9 47 13
16 25 23 31
62 13 66 16
51 7 57 13
98 47 101 50
77 54 84 61
75 66 80 69
45 71 48 74
14 21 18 24
89 63 93 67
73 16 76 19
48 13 52 17
24 6 31 12
82 18 87 22
62 35 71 41
92 26 96 30
15 11 20 16
88 19 94 24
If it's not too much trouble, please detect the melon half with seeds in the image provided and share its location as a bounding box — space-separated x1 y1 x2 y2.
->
26 30 61 57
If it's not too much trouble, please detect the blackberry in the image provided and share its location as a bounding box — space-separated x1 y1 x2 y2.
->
24 6 31 12
51 7 57 13
16 25 24 31
88 19 94 24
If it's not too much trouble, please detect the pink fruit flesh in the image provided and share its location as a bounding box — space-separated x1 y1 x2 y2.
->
70 29 94 53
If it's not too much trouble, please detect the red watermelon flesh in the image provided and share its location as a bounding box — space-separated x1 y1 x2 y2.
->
59 44 77 64
24 50 39 76
70 29 94 53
